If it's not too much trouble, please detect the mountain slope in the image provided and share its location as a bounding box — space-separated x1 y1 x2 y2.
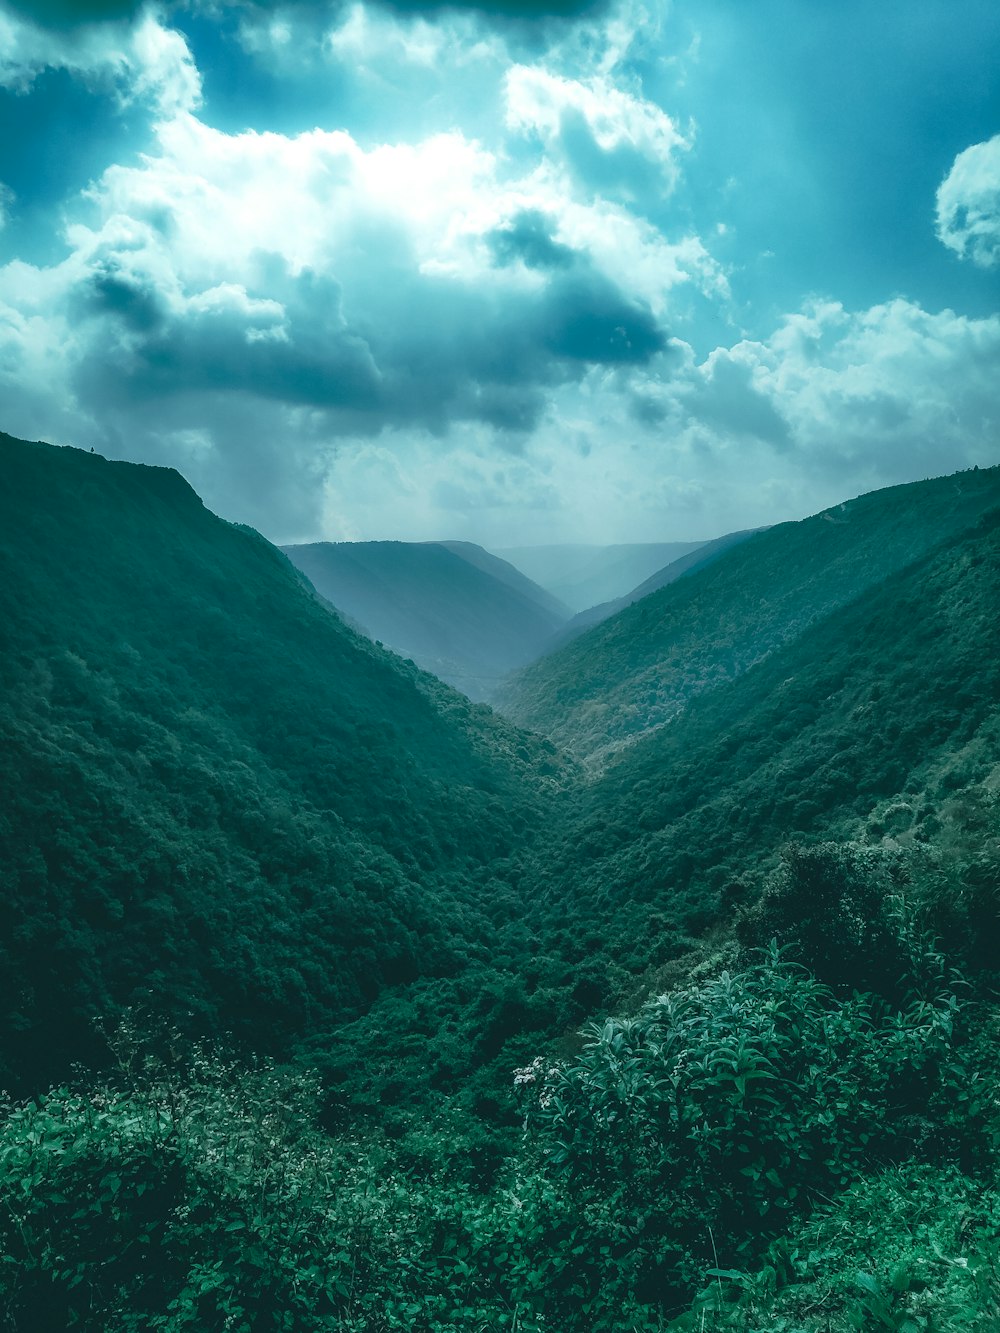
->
0 433 566 1090
551 528 762 646
532 506 1000 980
498 468 1000 761
496 542 706 612
439 541 570 621
282 540 568 699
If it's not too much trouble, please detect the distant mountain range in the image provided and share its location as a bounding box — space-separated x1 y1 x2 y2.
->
547 528 763 648
282 540 570 700
280 538 732 699
496 467 1000 762
496 542 707 612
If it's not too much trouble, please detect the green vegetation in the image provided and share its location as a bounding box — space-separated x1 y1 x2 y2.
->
497 465 1000 761
552 527 760 646
3 872 999 1330
0 433 569 1094
530 509 1000 982
1 432 999 1329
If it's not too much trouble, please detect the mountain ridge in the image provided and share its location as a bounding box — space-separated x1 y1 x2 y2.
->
0 431 567 1090
496 466 1000 762
282 539 568 700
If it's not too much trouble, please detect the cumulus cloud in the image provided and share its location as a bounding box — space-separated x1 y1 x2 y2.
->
629 298 1000 497
275 294 1000 543
323 1 502 66
3 1 994 547
0 92 702 529
937 134 1000 268
4 0 611 27
379 0 609 15
0 7 201 115
505 64 688 199
241 0 611 26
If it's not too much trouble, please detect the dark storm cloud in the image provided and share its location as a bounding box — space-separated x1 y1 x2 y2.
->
85 269 166 332
72 264 383 413
487 213 666 368
538 270 664 363
3 0 143 26
65 222 668 442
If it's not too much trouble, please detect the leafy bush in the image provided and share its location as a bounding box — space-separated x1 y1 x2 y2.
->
518 947 995 1318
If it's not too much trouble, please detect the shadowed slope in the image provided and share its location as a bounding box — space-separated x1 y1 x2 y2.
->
283 540 569 700
0 433 566 1090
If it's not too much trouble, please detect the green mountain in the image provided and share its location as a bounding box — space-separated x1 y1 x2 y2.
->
282 540 569 700
551 528 761 646
497 467 1000 762
534 504 1000 983
439 540 570 622
0 433 566 1091
496 541 706 612
3 435 1000 1332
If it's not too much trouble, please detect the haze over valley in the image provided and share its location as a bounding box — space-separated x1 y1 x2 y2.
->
2 0 999 1327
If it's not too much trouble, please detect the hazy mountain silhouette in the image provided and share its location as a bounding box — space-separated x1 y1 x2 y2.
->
496 542 707 612
282 540 569 700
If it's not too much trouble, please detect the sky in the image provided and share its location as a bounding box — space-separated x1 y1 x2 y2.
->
1 0 998 546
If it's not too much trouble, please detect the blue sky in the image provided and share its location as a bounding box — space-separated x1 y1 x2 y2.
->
1 0 998 544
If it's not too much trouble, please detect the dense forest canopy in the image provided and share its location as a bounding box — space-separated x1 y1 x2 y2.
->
1 432 999 1331
0 433 568 1093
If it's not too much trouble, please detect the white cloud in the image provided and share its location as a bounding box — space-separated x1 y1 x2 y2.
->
4 5 991 549
61 106 716 312
0 9 200 115
630 298 1000 496
324 3 501 71
310 294 1000 547
505 64 688 187
936 134 1000 268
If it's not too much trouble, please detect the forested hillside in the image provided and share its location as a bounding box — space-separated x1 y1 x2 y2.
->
497 467 1000 761
0 434 567 1091
283 539 568 699
550 528 761 646
531 507 1000 989
2 434 999 1332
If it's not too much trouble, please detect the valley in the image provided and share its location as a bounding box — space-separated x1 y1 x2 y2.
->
1 432 998 1332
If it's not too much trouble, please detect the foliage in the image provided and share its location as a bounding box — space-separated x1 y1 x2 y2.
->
3 932 999 1331
528 508 1000 987
517 945 999 1310
0 434 571 1092
669 1165 1000 1331
498 465 1000 761
3 435 1000 1330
